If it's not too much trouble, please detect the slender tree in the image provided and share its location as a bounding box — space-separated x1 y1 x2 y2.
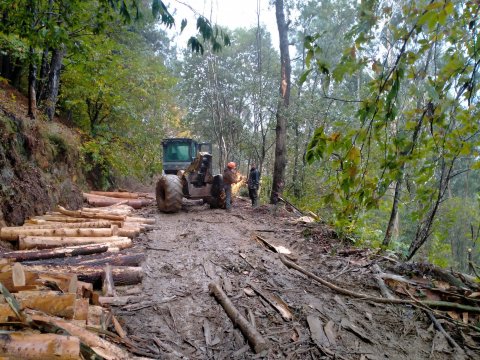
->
270 0 291 204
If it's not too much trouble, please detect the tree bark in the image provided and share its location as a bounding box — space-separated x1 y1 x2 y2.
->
27 46 37 119
270 0 290 204
45 44 66 120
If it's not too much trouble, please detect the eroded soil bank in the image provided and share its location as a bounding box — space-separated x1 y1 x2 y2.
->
114 198 477 360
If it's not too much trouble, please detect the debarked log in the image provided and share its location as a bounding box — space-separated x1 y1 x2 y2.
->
1 243 110 262
19 236 132 250
27 310 133 360
85 197 150 209
209 282 269 353
0 332 81 360
57 206 126 221
21 252 145 267
24 265 143 287
0 291 76 320
88 191 140 199
1 227 115 242
19 221 121 229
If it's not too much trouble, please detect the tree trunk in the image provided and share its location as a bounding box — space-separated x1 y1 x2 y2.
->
45 44 66 120
383 176 403 246
270 0 290 204
28 46 37 119
407 160 454 260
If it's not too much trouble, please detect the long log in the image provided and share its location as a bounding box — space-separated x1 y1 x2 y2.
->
20 220 121 229
208 282 269 353
81 205 134 216
28 216 98 223
89 191 140 199
86 197 150 209
21 252 145 267
19 236 132 250
27 311 133 360
0 332 81 360
125 216 156 225
2 243 110 262
57 206 126 221
24 265 143 287
1 227 115 242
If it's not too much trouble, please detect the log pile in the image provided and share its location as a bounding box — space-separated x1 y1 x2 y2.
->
0 262 148 359
0 204 152 286
0 202 156 358
83 191 154 209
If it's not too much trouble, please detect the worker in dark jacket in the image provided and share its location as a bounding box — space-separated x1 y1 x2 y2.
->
247 163 260 207
223 162 242 212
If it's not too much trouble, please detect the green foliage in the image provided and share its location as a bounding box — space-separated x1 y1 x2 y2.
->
300 0 480 258
59 13 178 185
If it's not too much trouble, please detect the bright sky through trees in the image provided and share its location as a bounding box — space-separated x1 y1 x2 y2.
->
168 0 279 50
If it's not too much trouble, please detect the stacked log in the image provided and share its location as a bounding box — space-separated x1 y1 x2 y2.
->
0 262 141 359
0 197 156 358
83 191 154 209
0 204 151 287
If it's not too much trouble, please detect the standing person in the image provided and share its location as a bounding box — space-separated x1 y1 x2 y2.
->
247 163 260 207
223 161 242 212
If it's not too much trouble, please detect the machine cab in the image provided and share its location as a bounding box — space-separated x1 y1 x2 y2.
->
162 138 211 174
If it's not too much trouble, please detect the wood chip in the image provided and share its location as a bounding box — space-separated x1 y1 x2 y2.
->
307 315 330 347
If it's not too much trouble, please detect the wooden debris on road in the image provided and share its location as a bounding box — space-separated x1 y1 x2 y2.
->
209 282 270 354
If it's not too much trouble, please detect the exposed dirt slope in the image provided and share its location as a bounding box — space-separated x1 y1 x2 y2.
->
0 82 84 230
115 198 477 359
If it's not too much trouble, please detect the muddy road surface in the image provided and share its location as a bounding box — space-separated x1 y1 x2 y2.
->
115 198 471 359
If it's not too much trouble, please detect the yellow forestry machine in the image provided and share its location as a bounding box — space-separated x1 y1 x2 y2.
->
156 138 226 213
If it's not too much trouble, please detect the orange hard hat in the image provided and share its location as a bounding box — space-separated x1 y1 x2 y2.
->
227 162 236 169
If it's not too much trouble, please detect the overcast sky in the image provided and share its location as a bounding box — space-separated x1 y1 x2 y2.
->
168 0 279 50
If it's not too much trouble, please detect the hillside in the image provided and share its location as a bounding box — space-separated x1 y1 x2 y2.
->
0 81 83 229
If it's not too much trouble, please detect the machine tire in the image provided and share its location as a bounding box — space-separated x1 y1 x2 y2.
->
209 175 226 209
156 175 183 213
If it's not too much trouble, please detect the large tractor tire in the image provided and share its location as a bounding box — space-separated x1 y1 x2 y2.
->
209 175 226 209
156 175 183 213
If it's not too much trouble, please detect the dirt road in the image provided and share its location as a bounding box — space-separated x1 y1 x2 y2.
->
115 198 469 359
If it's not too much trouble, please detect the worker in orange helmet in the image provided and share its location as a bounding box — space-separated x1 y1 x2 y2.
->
223 161 243 212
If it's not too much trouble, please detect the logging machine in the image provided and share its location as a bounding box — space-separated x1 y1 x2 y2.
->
155 138 226 213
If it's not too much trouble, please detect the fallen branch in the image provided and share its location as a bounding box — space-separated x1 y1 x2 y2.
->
208 282 269 353
279 255 480 313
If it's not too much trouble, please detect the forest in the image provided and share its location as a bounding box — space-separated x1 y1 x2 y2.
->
0 0 479 273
